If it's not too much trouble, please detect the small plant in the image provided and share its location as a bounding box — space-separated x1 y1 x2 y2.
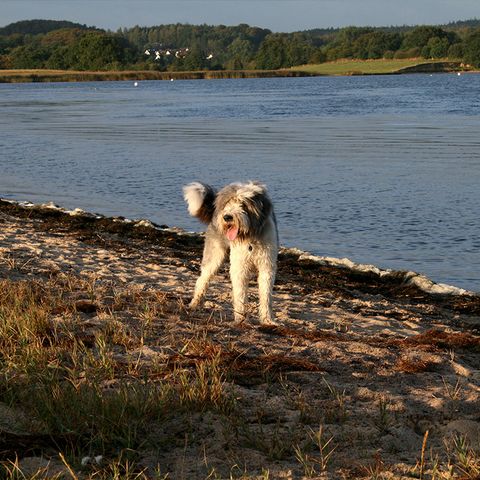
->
374 396 393 434
442 377 463 402
280 377 320 424
294 444 317 478
452 434 480 478
176 353 233 413
323 378 348 423
0 457 63 479
222 465 270 480
294 425 336 477
442 377 464 418
359 452 386 480
236 418 302 461
428 451 442 480
309 425 336 471
418 430 429 480
93 335 116 379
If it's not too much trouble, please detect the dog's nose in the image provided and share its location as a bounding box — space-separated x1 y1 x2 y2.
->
223 214 233 222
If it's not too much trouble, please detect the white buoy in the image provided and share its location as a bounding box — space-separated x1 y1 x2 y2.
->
134 81 138 87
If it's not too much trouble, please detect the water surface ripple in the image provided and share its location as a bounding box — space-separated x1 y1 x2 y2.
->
1 75 479 291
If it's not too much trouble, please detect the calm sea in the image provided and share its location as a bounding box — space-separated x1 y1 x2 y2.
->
1 75 479 292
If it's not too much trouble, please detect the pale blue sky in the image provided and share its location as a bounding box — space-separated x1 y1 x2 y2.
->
1 0 479 32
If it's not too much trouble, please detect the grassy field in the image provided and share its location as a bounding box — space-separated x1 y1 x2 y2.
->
289 58 463 75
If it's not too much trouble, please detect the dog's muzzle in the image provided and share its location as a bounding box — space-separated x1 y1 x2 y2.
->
222 215 239 241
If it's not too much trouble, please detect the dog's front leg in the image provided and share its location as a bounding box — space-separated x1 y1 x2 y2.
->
230 245 250 323
190 235 227 309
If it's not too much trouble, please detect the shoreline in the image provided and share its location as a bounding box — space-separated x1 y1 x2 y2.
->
0 68 316 84
1 197 478 301
0 61 473 83
1 196 479 478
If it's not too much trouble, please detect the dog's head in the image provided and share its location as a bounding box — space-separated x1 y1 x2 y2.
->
183 181 273 242
213 182 272 241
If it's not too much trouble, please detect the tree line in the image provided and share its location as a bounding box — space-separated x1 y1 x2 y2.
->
1 19 480 71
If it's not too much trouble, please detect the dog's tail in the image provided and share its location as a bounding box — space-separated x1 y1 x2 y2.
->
183 182 216 224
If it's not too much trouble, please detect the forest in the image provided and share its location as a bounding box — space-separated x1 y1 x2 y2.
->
1 18 480 71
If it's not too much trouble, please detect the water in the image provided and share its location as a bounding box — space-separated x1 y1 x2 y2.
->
1 75 479 292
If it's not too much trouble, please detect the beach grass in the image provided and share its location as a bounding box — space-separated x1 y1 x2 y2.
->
0 68 310 83
0 277 236 478
0 274 478 479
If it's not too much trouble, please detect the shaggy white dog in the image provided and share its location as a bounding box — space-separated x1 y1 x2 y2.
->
183 181 278 324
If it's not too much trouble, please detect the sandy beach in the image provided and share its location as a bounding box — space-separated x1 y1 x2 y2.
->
0 199 479 479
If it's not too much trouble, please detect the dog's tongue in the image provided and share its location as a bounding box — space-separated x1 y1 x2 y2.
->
226 226 239 241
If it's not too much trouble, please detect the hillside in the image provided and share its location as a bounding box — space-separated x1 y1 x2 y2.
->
0 19 91 36
0 18 480 78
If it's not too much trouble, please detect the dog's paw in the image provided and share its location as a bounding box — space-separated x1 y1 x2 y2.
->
188 298 200 310
233 312 247 325
260 318 278 326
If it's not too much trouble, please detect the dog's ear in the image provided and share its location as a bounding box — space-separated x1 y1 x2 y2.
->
183 182 216 224
241 182 273 231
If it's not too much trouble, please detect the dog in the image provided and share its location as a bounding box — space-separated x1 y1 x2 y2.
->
183 181 278 324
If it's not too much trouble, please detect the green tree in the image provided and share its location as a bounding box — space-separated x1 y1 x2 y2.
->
309 47 327 63
0 33 25 52
463 30 480 67
0 54 12 68
0 19 88 36
69 33 137 70
182 46 207 70
10 44 50 68
394 47 421 59
45 45 75 69
327 26 374 59
286 34 314 65
402 26 457 50
366 32 400 59
336 26 374 46
40 28 88 48
226 37 254 69
255 34 288 69
422 36 450 58
448 42 464 59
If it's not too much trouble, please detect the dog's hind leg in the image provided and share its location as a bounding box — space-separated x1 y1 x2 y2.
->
254 243 277 324
230 245 251 323
258 265 276 324
189 235 227 309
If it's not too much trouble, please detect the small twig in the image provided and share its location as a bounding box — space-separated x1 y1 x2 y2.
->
419 430 429 480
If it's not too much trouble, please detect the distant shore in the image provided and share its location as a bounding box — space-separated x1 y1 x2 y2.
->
0 60 473 83
0 68 314 83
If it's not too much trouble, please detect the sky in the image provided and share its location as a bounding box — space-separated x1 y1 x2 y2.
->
1 0 479 32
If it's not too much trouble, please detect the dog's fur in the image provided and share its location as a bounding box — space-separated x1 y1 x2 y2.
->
183 181 278 324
